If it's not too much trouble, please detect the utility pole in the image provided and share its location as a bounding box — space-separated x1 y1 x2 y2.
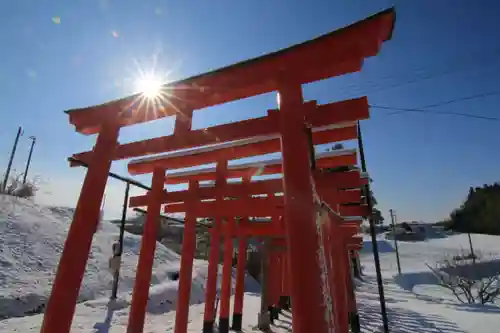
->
22 136 36 184
2 126 23 192
467 232 476 265
357 121 390 333
390 209 402 275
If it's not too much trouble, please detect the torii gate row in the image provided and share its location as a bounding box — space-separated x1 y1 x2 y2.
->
42 8 395 333
200 217 363 333
223 209 364 333
128 175 366 333
263 237 363 332
130 192 369 218
127 152 369 333
161 148 359 184
126 121 360 176
120 98 371 333
128 149 369 207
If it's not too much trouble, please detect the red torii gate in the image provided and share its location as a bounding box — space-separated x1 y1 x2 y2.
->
40 7 394 333
127 147 369 333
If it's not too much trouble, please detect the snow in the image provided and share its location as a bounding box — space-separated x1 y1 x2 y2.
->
2 193 500 333
359 232 500 332
0 194 192 319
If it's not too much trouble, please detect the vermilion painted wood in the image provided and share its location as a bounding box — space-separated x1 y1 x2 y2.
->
129 171 365 208
65 9 394 134
72 98 367 166
174 180 199 333
129 181 361 208
40 122 120 333
163 152 357 184
127 168 166 333
47 8 395 333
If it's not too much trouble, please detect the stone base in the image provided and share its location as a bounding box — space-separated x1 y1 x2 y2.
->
218 317 229 333
257 311 271 330
231 313 243 331
202 320 214 333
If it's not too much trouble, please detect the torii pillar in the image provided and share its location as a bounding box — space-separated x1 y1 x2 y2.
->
174 180 199 333
40 121 119 333
127 168 166 333
202 160 227 333
278 84 328 333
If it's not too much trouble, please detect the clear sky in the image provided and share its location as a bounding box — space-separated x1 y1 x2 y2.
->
1 0 500 222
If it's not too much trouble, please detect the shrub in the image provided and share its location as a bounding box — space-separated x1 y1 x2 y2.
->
427 250 500 305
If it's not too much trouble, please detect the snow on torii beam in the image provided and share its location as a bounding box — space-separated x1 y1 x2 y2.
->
162 148 358 184
126 121 359 174
65 8 395 135
128 149 368 207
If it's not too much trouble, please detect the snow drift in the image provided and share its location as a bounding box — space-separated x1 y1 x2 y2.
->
0 194 182 319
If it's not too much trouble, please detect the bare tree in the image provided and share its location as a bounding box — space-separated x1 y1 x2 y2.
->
427 250 500 305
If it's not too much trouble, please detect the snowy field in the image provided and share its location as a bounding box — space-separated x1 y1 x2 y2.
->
2 193 500 332
0 194 185 319
359 232 500 333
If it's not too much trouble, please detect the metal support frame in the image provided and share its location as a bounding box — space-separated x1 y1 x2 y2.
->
357 121 390 333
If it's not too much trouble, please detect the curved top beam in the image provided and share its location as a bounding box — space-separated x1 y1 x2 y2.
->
65 8 395 134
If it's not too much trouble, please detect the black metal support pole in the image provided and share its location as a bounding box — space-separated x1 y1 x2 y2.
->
390 209 402 275
357 122 390 333
2 126 23 192
110 182 130 300
22 136 36 184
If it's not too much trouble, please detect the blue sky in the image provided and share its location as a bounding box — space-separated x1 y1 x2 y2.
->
1 0 500 221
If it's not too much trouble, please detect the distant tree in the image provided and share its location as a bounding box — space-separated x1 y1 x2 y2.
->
447 182 500 235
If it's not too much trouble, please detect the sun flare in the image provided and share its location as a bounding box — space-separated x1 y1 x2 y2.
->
134 74 163 98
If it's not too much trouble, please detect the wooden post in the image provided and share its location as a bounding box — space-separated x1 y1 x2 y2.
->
174 180 199 333
127 168 165 333
258 239 271 330
41 121 119 333
232 234 248 331
218 219 235 333
278 85 328 333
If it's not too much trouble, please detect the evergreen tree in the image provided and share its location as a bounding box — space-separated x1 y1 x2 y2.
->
446 182 500 235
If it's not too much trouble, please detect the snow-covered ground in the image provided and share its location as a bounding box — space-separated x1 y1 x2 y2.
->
0 194 261 321
2 194 500 333
359 232 500 333
0 194 189 319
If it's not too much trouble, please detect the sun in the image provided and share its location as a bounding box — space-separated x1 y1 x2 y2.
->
134 73 163 98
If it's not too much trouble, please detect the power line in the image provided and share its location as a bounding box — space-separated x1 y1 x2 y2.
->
331 46 500 99
370 89 500 121
371 105 499 121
